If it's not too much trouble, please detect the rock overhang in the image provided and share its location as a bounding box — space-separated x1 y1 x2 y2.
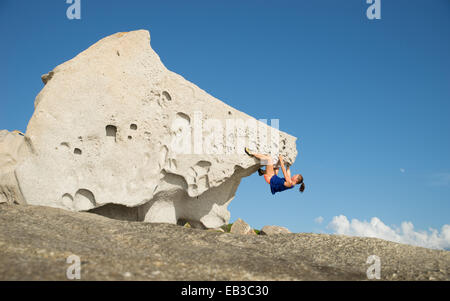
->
0 30 298 229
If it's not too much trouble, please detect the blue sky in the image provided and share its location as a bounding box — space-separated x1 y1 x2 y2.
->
1 0 449 249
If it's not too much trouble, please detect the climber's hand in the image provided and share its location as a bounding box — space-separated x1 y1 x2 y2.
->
278 155 284 162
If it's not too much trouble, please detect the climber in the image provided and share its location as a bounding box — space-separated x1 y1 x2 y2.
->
245 148 305 195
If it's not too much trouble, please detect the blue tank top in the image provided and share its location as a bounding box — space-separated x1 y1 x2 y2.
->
270 175 294 195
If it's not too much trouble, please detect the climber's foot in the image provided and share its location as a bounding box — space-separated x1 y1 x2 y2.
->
244 147 253 156
258 168 265 176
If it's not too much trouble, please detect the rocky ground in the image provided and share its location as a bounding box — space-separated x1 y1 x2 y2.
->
0 203 448 280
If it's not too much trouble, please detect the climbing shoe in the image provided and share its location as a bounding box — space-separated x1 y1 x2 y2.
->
258 168 265 176
244 147 253 156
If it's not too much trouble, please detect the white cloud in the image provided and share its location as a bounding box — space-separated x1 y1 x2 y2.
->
327 215 450 250
400 168 405 173
314 216 324 224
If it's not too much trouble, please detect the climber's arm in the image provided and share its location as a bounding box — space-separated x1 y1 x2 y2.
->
286 164 292 179
279 155 293 187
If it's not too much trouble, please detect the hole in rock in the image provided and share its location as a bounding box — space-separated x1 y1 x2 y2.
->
161 171 189 190
60 142 70 150
106 125 117 141
74 189 96 210
128 136 132 140
176 112 190 123
74 148 82 155
162 91 172 101
61 193 73 208
130 124 137 130
196 161 212 169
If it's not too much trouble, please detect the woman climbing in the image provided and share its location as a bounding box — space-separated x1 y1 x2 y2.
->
245 148 305 195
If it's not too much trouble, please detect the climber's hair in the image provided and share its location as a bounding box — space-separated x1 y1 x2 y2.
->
297 174 305 193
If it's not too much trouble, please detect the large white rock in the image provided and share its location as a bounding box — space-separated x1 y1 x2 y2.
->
0 30 298 228
0 130 28 204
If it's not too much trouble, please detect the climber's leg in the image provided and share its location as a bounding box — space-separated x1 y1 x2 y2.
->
264 159 274 176
274 167 279 175
259 156 274 185
258 166 278 176
263 160 275 184
245 148 275 184
263 173 272 184
245 148 271 162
